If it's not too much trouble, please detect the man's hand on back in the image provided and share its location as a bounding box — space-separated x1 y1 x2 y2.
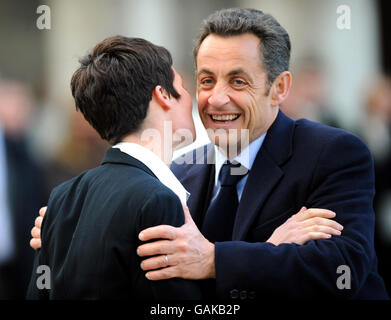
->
137 205 216 280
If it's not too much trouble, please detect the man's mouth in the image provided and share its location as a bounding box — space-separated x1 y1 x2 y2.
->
209 114 241 122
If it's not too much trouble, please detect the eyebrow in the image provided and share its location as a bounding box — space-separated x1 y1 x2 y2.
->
227 68 251 79
197 68 252 79
197 68 214 76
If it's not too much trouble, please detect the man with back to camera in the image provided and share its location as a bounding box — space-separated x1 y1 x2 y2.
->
134 8 389 299
26 36 204 299
30 8 389 299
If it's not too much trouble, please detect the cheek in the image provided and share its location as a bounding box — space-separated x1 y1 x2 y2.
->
197 94 208 117
231 94 258 127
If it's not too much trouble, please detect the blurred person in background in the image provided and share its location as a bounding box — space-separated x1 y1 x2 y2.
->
0 79 46 299
43 110 108 193
281 57 341 128
357 74 391 293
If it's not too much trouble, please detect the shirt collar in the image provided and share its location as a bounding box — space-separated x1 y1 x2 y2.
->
214 132 267 185
113 142 190 204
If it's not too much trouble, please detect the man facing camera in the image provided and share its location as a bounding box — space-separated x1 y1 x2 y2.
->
26 36 202 300
136 8 389 299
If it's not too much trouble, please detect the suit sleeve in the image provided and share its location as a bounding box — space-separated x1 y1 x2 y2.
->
137 189 203 300
214 132 387 299
25 251 49 300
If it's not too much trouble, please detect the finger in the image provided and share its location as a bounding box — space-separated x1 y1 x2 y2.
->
35 216 43 229
145 266 178 281
138 225 177 242
137 240 174 257
302 225 342 236
140 254 175 271
182 204 194 225
301 217 343 231
296 208 336 221
30 238 41 251
31 226 40 239
301 232 332 244
39 206 47 217
291 206 306 220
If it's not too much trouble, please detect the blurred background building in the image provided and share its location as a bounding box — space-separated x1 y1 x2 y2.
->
0 0 389 298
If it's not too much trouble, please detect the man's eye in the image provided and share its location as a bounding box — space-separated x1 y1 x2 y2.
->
232 79 246 86
200 78 214 86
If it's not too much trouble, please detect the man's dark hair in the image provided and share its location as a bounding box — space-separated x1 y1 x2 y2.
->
70 36 179 144
193 8 291 90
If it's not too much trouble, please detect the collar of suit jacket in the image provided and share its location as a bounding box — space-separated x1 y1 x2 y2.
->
112 142 190 204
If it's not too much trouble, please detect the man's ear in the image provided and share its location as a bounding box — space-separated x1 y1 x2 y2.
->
269 71 292 106
152 85 172 110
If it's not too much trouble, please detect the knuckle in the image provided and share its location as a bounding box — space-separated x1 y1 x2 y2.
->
153 245 162 255
177 240 188 252
291 220 300 229
158 268 170 280
143 259 154 270
39 207 47 216
288 216 295 222
35 217 42 227
308 232 316 238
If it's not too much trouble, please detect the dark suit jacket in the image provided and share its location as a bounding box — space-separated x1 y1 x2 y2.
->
171 111 389 300
27 148 202 300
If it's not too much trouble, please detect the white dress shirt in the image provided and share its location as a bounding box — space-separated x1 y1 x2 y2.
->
113 142 190 204
213 132 267 201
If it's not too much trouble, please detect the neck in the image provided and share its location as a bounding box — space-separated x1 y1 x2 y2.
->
121 130 173 165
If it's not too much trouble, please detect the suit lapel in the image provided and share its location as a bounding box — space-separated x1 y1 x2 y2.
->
233 111 295 240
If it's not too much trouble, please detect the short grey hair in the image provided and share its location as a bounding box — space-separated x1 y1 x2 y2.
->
193 8 291 90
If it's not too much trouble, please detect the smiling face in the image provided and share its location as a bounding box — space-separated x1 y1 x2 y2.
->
196 33 280 153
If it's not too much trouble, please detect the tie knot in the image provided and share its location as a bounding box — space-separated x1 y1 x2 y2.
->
219 161 246 186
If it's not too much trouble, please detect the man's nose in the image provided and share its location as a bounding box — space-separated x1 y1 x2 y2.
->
208 84 230 107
